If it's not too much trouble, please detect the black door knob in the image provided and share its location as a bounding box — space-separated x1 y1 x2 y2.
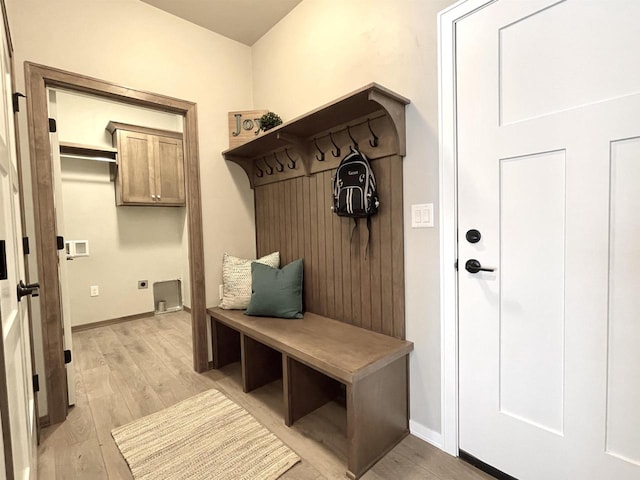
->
17 280 40 301
466 229 481 243
465 259 496 274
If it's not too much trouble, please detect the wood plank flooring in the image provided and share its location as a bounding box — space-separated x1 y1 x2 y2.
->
39 311 493 480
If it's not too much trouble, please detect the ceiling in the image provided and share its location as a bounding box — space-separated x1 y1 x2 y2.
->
140 0 303 46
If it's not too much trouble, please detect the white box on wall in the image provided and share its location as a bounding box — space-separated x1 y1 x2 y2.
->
65 240 90 258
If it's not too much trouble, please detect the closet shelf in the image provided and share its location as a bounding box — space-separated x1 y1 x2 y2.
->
222 83 410 188
59 141 117 162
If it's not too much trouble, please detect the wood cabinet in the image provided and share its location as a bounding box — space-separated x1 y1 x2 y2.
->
107 122 185 206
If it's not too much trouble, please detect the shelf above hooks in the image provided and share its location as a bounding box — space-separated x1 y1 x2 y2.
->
222 83 410 188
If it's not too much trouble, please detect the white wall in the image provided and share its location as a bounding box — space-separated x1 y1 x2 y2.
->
7 0 257 415
61 158 187 325
56 90 189 326
252 0 454 439
55 89 183 148
8 0 452 437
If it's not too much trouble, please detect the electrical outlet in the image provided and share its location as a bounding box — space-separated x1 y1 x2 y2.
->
90 285 99 297
138 280 148 289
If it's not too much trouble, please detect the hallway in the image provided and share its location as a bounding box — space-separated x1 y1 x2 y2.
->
37 312 492 480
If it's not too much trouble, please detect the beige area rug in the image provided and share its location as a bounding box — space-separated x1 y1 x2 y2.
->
111 389 300 480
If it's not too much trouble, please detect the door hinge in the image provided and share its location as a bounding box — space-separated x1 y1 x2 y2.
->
56 236 64 251
64 349 72 365
32 374 39 392
48 117 57 133
455 259 458 271
0 240 6 280
12 92 25 113
22 236 30 255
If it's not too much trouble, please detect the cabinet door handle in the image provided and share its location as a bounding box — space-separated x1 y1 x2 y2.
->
151 194 157 199
157 195 161 200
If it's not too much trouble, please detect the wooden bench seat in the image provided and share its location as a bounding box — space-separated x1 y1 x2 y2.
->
207 307 414 480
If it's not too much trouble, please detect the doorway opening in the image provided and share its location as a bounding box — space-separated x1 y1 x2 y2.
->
24 63 207 425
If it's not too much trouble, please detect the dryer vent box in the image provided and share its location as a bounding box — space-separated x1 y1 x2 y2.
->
153 279 182 314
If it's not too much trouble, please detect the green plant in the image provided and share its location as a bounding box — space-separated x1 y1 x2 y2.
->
259 112 283 132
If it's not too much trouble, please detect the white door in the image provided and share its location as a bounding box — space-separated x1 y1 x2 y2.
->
47 89 75 407
457 1 640 479
0 9 37 480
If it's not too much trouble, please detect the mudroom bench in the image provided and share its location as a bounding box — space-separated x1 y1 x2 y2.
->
207 307 414 480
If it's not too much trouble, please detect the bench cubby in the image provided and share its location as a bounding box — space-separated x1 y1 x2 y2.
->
208 307 413 479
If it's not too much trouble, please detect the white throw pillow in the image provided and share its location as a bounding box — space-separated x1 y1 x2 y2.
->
219 252 280 310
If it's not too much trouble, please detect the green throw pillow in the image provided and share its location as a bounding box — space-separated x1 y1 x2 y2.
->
245 259 304 319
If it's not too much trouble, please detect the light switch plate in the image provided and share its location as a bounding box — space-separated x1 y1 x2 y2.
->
411 203 434 228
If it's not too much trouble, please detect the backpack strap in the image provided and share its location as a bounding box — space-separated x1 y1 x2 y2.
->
349 217 372 258
364 216 371 259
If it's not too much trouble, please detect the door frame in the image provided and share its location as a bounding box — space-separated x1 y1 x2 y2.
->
24 63 208 424
437 0 495 456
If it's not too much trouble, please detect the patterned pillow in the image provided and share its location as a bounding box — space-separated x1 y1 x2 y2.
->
219 252 280 310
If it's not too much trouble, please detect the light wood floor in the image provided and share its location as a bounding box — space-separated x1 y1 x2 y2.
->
38 311 493 480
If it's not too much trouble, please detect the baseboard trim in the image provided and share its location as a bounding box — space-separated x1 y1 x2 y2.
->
183 305 191 313
39 414 50 429
409 420 443 449
71 311 156 332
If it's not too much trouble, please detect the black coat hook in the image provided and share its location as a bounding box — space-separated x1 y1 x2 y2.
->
285 148 297 169
274 151 284 172
314 138 325 161
367 118 379 147
347 126 358 149
255 160 264 178
263 156 274 175
329 132 341 157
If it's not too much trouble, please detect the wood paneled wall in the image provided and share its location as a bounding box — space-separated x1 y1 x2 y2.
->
254 156 405 339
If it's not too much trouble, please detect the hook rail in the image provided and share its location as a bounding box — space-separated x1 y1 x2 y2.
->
255 114 387 181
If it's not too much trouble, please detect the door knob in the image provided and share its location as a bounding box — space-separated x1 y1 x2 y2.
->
465 259 496 274
17 280 40 301
466 229 481 243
